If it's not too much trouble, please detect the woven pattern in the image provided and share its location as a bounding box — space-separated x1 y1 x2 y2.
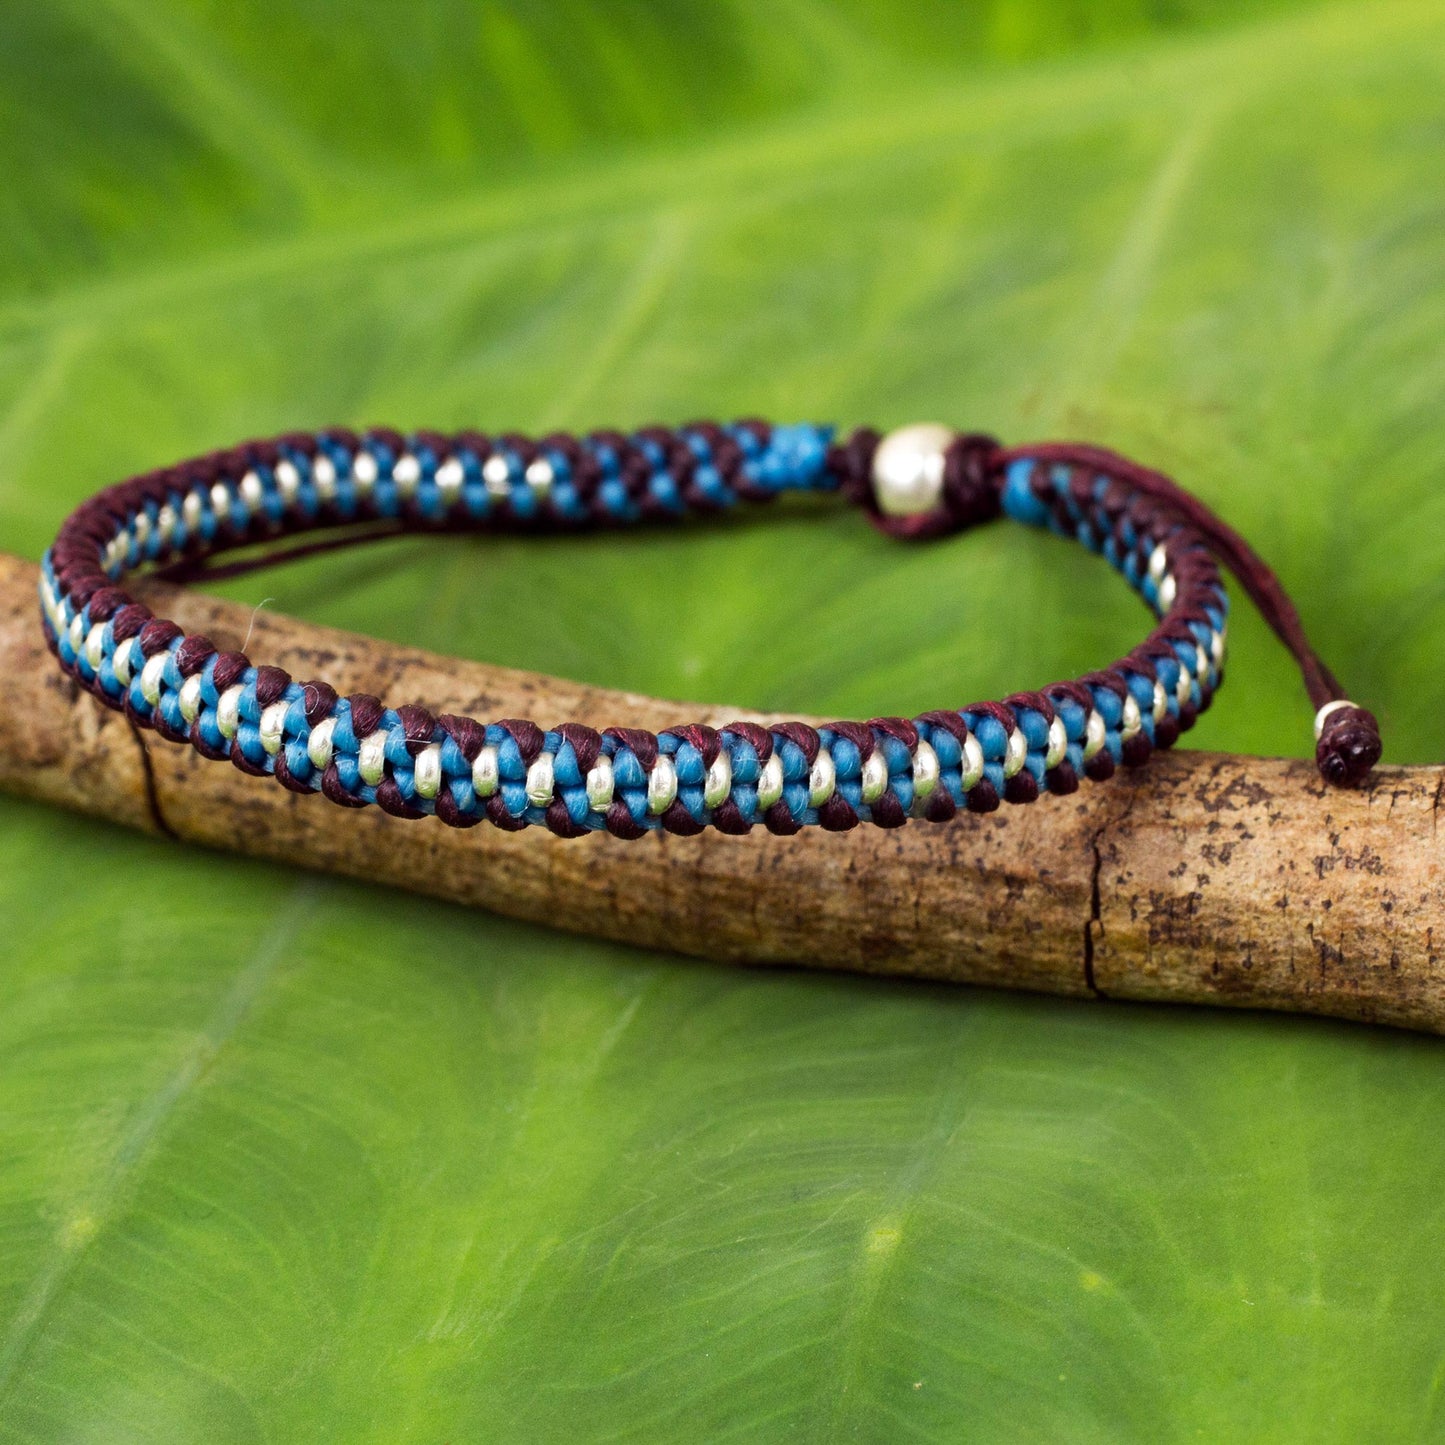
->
40 421 1234 837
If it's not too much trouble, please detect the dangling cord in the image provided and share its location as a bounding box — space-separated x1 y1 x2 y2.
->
833 430 1382 788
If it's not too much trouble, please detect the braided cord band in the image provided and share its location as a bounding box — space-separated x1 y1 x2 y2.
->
40 419 1373 840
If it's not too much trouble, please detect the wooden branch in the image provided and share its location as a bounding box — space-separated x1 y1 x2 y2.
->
3 551 1440 1033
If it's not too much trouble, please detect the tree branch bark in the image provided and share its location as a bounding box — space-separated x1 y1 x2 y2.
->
3 551 1439 1033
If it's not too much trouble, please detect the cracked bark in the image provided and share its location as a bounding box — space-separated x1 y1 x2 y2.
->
3 551 1442 1034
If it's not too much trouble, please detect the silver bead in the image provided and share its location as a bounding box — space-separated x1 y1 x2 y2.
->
259 700 290 755
860 750 888 804
1120 693 1143 741
524 457 554 495
1195 644 1211 684
1152 680 1169 723
647 755 678 815
435 457 464 504
357 729 388 786
912 738 939 799
870 423 955 518
1082 709 1107 761
132 511 152 547
1159 574 1178 611
808 748 836 808
1176 663 1193 708
756 754 784 810
139 651 167 706
482 455 511 496
1045 715 1069 770
239 470 265 511
352 451 378 492
307 716 336 769
155 504 178 545
1314 699 1355 740
1003 726 1028 779
1211 627 1227 667
217 684 243 738
84 622 106 671
393 453 421 498
67 612 85 652
312 453 337 501
472 744 500 798
181 490 203 531
960 732 985 792
1148 543 1169 582
413 743 443 801
211 481 233 520
113 637 137 686
526 751 556 808
703 751 732 809
585 755 614 810
275 459 301 506
178 673 203 724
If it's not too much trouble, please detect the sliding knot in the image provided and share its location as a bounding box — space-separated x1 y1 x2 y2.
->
1315 700 1381 789
834 424 1003 541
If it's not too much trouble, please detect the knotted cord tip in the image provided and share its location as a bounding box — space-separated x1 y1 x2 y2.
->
1314 700 1381 789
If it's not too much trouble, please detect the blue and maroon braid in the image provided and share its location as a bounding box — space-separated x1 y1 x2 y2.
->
41 422 1381 839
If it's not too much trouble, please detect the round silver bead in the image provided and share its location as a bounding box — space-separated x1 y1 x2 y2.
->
239 471 264 511
647 755 678 815
357 730 388 786
703 751 732 810
259 701 290 756
1082 709 1107 761
435 457 465 504
1120 693 1143 742
870 423 955 518
526 751 557 808
1003 727 1028 779
413 744 443 801
860 750 889 805
139 651 167 706
177 673 204 725
392 454 421 499
307 716 336 769
756 754 785 811
585 755 615 811
216 684 243 739
1152 679 1169 724
808 748 836 808
960 732 985 792
912 738 940 799
275 459 301 507
482 455 511 496
1045 715 1069 770
524 458 555 495
312 454 338 501
472 744 500 798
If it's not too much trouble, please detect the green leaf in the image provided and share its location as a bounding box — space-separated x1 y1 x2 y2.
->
3 1 1444 1437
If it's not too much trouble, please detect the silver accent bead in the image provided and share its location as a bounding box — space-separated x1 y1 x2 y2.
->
113 637 137 686
756 754 784 810
259 700 290 755
239 470 265 511
211 481 233 520
860 750 888 804
393 453 421 498
1159 574 1178 611
870 423 955 518
1148 543 1169 582
1152 679 1169 723
352 451 378 491
912 738 940 799
1176 663 1193 708
1082 709 1107 761
524 458 555 495
312 453 337 501
68 613 85 651
526 750 556 808
275 459 301 506
960 732 985 792
357 729 388 786
435 457 464 503
647 755 678 815
1045 715 1069 770
1003 726 1028 779
307 716 336 769
413 743 443 801
155 504 178 545
1210 627 1227 667
703 751 732 809
585 755 614 811
482 455 511 495
133 511 152 547
472 744 500 798
139 651 167 706
808 748 836 808
84 622 106 671
1195 644 1211 684
178 673 204 724
217 684 243 739
1120 693 1143 741
181 490 203 531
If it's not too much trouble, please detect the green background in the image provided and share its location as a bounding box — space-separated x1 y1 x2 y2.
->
3 1 1444 1438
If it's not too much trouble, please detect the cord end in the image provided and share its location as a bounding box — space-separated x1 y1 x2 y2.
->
1314 700 1381 789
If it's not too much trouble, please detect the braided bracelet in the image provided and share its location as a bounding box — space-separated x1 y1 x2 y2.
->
41 421 1381 839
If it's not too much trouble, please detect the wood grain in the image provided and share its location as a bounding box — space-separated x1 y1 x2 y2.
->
3 552 1440 1033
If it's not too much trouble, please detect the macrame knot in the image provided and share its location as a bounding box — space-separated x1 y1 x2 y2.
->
831 428 1004 541
1315 702 1382 789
